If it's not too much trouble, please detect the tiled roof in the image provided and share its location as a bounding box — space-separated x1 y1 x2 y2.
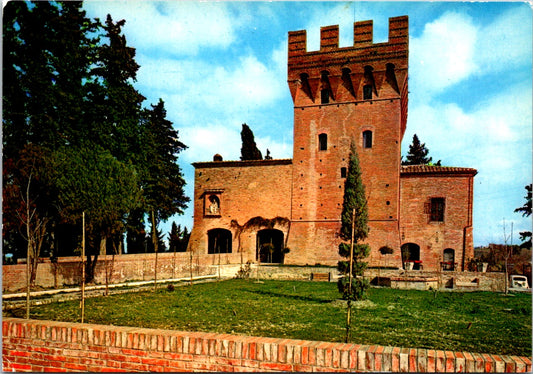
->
401 165 477 175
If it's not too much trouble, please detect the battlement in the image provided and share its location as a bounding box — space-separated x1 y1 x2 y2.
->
288 16 408 58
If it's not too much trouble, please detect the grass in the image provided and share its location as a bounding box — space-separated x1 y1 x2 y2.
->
6 279 531 356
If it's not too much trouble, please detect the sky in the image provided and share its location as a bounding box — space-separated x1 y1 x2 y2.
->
83 1 532 248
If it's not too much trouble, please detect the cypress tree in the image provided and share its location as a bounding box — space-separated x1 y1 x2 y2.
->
338 141 370 342
240 123 263 160
338 141 370 301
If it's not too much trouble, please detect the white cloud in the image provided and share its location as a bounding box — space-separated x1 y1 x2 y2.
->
475 6 533 74
410 12 478 96
84 1 237 56
405 81 532 188
181 124 242 163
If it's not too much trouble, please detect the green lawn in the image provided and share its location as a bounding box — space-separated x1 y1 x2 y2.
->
8 279 531 356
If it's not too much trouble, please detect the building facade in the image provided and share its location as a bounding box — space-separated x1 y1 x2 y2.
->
187 16 477 272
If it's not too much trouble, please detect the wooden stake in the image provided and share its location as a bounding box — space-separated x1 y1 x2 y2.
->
346 208 356 343
81 212 86 323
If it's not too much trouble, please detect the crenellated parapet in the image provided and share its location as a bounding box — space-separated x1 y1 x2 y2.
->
287 16 408 108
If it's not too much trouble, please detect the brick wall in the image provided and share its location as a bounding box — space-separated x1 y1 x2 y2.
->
400 168 476 271
2 252 244 292
287 17 408 269
188 159 293 261
3 318 530 372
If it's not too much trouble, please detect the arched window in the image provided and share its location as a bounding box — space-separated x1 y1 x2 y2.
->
257 229 285 263
401 243 421 270
207 195 220 215
318 133 328 151
442 248 455 271
208 229 232 254
363 130 373 149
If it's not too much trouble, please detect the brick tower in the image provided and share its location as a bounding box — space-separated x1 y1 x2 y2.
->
285 16 409 266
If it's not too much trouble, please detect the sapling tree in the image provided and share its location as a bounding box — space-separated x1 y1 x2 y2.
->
338 141 370 342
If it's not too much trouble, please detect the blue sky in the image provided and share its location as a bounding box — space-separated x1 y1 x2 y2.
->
83 1 532 248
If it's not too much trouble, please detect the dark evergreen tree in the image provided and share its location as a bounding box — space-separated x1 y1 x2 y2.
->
126 209 147 253
50 144 141 282
402 134 434 165
146 228 167 253
87 14 144 163
139 99 188 287
140 99 189 221
240 123 263 160
168 222 190 252
338 141 370 342
2 3 190 269
515 184 532 249
2 1 98 259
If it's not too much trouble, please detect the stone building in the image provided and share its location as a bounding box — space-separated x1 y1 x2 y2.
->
187 16 477 272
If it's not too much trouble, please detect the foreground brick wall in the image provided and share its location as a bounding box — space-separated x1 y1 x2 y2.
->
3 318 531 372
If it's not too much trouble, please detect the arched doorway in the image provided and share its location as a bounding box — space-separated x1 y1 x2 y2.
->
442 248 455 271
207 229 232 254
257 229 284 263
401 243 421 270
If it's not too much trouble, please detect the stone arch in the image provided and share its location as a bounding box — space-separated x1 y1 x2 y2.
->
207 228 232 254
257 229 284 264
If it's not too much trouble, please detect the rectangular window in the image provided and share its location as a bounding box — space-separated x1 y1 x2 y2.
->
363 84 372 100
341 167 347 178
430 197 445 222
321 89 329 104
363 130 373 149
318 133 327 151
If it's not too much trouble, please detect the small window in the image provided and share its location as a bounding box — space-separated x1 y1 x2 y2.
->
430 197 445 222
363 84 372 100
321 89 329 104
318 133 327 151
363 130 373 149
341 167 347 178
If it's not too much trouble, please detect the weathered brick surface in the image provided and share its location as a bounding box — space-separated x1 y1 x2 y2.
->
185 16 476 272
3 318 529 372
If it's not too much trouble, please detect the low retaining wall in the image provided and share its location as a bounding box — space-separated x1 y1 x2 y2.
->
2 318 530 372
3 255 506 293
367 268 506 292
2 252 246 292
